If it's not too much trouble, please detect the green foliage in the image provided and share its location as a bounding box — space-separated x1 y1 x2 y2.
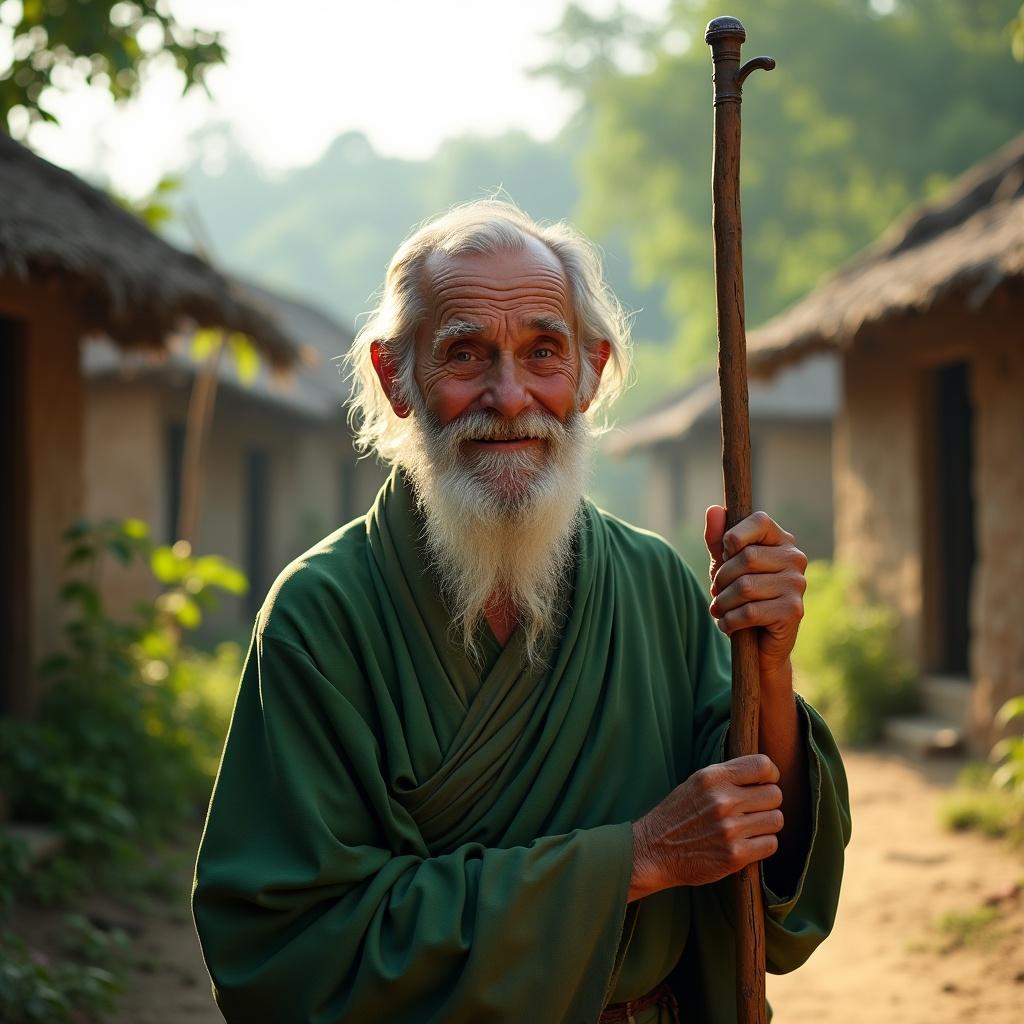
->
1011 3 1024 61
991 697 1024 796
933 905 1002 952
0 519 243 883
538 0 1023 382
941 783 1023 842
941 698 1024 844
0 925 120 1024
186 326 263 385
791 561 917 744
110 174 181 230
0 833 30 912
174 127 672 354
0 0 226 136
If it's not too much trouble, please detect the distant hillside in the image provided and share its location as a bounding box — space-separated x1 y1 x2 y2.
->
171 126 670 345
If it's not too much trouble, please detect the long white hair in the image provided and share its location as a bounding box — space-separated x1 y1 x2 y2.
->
344 199 633 463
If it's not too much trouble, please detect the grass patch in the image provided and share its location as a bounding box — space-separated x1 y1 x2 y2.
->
940 762 1024 846
941 789 1024 842
934 905 1002 953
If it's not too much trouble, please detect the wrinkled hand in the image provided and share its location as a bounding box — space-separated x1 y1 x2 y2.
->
704 506 808 681
629 755 783 901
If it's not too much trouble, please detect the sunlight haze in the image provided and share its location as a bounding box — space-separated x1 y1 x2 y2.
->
7 0 669 195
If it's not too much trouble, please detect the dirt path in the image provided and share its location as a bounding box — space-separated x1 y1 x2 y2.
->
767 746 1024 1023
84 746 1021 1021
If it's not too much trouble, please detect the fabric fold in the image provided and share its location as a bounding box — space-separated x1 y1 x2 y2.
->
193 473 850 1023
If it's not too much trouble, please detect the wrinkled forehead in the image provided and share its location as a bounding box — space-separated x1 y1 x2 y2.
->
421 238 573 330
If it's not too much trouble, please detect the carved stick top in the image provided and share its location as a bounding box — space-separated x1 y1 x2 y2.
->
705 16 775 104
704 15 746 45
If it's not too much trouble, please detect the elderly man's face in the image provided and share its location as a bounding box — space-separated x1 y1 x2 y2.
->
411 239 593 444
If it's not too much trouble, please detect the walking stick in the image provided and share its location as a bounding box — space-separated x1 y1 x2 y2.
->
705 16 774 1024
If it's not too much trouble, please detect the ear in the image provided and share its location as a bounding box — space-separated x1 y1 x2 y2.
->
370 341 411 418
578 340 611 413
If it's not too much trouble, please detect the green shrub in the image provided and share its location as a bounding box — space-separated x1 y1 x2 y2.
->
940 778 1023 841
0 927 121 1024
0 520 245 871
991 697 1024 798
940 699 1024 844
792 561 917 744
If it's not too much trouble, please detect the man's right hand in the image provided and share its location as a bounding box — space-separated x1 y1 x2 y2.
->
628 755 784 902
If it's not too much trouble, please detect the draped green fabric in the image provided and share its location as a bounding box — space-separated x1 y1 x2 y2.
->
193 472 850 1023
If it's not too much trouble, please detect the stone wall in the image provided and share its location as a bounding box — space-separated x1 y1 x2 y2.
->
969 324 1024 747
83 379 165 620
644 416 833 568
835 297 1023 748
83 377 386 639
834 343 925 663
758 422 834 561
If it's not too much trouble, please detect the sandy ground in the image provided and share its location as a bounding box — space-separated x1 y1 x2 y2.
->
767 746 1024 1023
18 744 1024 1023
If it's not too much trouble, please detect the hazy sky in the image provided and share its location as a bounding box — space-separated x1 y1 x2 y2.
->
9 0 669 196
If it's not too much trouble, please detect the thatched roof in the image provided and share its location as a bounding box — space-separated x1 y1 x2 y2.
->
0 133 297 369
607 353 837 456
747 133 1024 374
84 279 355 420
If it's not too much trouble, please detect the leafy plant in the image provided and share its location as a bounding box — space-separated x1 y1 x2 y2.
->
941 784 1023 842
0 519 245 877
941 698 1024 844
991 697 1024 796
791 561 917 744
1 0 226 136
0 928 120 1024
0 833 30 913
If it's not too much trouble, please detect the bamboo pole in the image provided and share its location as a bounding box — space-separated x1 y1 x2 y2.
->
705 16 775 1024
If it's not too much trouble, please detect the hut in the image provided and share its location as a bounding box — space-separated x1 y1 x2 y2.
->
746 134 1024 750
82 282 386 637
0 134 298 716
608 355 837 563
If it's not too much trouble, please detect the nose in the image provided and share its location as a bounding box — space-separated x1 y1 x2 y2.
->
480 352 532 419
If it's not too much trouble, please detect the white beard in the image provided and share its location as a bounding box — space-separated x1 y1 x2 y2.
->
398 402 592 666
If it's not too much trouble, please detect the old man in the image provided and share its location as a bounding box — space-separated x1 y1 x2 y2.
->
193 201 849 1024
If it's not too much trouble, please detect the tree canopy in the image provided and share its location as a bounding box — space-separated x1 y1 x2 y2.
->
539 0 1023 394
0 0 225 136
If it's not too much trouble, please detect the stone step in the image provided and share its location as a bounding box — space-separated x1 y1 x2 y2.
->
883 714 964 756
920 675 971 725
2 823 66 868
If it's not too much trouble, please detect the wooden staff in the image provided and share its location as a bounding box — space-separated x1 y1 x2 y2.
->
705 16 774 1024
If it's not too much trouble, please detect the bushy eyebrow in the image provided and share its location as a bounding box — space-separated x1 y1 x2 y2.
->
527 316 572 342
433 319 484 352
431 315 573 354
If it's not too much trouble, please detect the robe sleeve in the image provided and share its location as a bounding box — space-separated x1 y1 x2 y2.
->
192 631 635 1024
676 559 852 982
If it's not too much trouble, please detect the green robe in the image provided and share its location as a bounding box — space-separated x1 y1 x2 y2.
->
193 472 850 1023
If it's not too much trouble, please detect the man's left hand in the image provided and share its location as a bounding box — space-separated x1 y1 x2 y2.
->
704 506 808 682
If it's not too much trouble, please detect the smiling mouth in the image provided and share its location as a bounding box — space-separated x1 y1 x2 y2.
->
467 437 546 450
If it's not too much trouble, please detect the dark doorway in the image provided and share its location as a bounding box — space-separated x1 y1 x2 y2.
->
166 421 186 543
926 362 976 675
1 316 31 714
